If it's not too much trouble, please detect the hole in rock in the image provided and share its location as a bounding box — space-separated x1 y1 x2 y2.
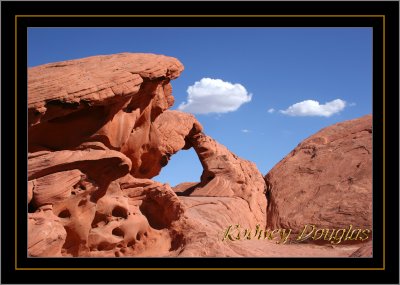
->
112 227 125 237
58 209 71 218
62 226 81 257
139 199 166 230
169 231 185 251
91 212 108 228
154 148 203 190
112 206 128 219
28 202 36 213
78 199 87 207
123 106 134 113
97 241 114 251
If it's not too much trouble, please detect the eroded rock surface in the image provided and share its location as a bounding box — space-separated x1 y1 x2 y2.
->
28 53 182 126
27 53 267 257
28 206 67 257
265 115 372 236
28 53 183 180
27 53 371 257
184 133 267 226
28 53 188 257
350 241 373 257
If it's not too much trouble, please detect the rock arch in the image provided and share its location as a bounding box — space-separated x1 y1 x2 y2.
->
27 53 267 257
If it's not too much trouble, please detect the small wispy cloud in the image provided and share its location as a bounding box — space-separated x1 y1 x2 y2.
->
349 102 356 107
241 129 250 133
280 99 346 117
178 78 252 114
267 108 275 114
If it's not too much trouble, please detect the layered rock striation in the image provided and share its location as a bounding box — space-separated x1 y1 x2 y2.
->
27 53 267 257
264 115 373 235
28 53 372 257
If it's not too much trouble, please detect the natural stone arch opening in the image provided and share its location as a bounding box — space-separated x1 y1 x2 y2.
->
153 147 203 192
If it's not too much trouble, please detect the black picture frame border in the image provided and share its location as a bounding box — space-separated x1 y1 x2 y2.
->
1 1 399 284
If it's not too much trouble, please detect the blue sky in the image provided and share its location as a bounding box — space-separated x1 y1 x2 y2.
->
28 28 372 186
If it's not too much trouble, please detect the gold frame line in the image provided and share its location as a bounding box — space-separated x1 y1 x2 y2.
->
17 14 385 271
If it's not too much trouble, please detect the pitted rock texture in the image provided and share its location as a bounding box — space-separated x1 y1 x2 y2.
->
27 53 371 257
28 53 188 257
265 115 372 234
27 53 268 257
53 177 184 257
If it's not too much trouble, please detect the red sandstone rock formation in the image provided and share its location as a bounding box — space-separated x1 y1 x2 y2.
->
28 53 183 179
155 111 267 226
27 53 266 257
28 53 372 257
28 54 187 256
28 205 67 257
349 241 373 257
264 115 372 238
179 132 267 226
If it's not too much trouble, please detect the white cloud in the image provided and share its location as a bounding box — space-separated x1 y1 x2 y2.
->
267 108 275 113
280 99 346 117
241 129 250 133
178 78 252 114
